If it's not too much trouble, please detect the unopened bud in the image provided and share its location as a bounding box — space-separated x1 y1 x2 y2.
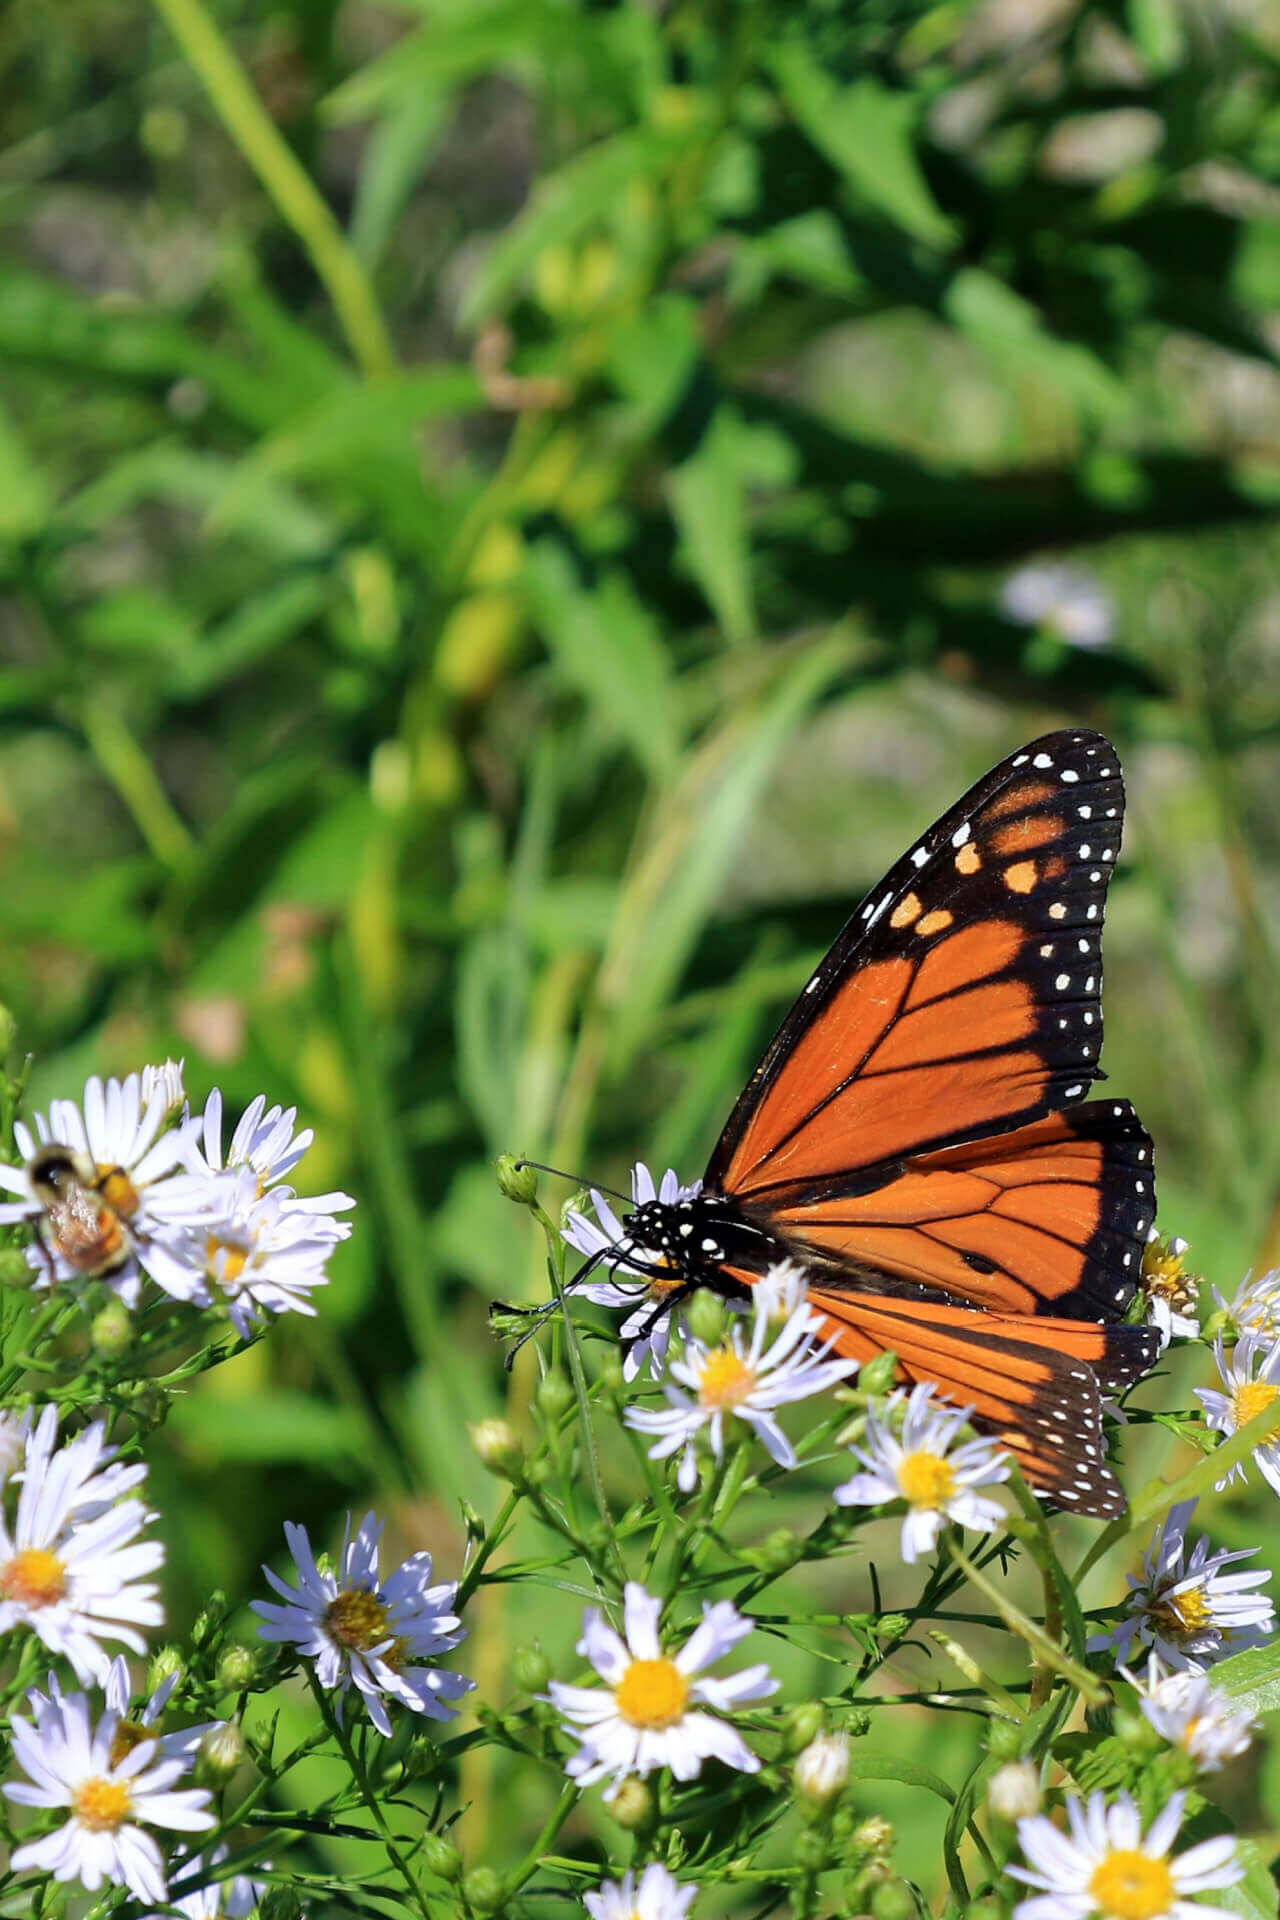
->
795 1730 851 1806
422 1832 464 1882
876 1613 910 1643
794 1826 830 1872
987 1760 1041 1822
560 1190 591 1231
686 1289 728 1348
858 1350 899 1395
607 1776 655 1830
260 1891 303 1920
966 1900 1007 1920
196 1719 246 1787
510 1646 551 1693
192 1593 227 1644
216 1643 257 1691
91 1300 132 1358
870 1878 917 1920
782 1700 826 1754
1115 1707 1162 1755
755 1526 803 1574
147 1646 184 1694
495 1154 538 1206
461 1865 505 1914
469 1418 524 1479
535 1370 574 1420
0 1248 36 1289
985 1718 1022 1761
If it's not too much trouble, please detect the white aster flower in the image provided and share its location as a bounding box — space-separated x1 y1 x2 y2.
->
252 1512 473 1737
104 1656 219 1769
832 1382 1011 1563
0 1069 201 1303
182 1087 354 1218
5 1677 214 1907
753 1257 823 1330
1140 1231 1201 1348
1010 1789 1241 1920
999 562 1115 650
625 1281 856 1491
1088 1499 1275 1671
565 1163 704 1379
142 1169 352 1332
1218 1269 1280 1345
0 1407 32 1483
1195 1332 1280 1495
587 1863 697 1920
140 1060 187 1120
794 1729 851 1805
547 1581 777 1794
145 1844 266 1920
0 1406 163 1683
1125 1654 1256 1773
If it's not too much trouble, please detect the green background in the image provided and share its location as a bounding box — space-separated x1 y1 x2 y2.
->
3 0 1280 1900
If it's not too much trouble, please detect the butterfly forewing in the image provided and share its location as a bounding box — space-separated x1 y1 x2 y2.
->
707 730 1125 1198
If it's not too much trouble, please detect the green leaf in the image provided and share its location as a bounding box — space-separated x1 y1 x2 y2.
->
845 1752 956 1802
1208 1641 1280 1715
1219 1841 1279 1920
0 400 51 540
666 409 770 646
769 47 956 248
523 542 682 780
944 269 1130 423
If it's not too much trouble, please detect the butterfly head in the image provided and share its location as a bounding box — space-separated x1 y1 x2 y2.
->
621 1192 761 1296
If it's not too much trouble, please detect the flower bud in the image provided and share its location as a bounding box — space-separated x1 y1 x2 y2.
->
870 1878 917 1920
147 1646 184 1694
469 1418 525 1480
535 1370 575 1420
91 1300 132 1358
260 1890 303 1920
1115 1708 1162 1755
510 1646 551 1694
782 1700 826 1754
422 1832 464 1882
687 1289 728 1348
755 1526 803 1575
192 1593 227 1644
852 1815 895 1856
560 1190 591 1231
607 1776 655 1831
876 1614 910 1643
985 1718 1022 1761
216 1643 257 1691
795 1730 851 1806
858 1350 899 1396
495 1154 538 1206
462 1865 506 1914
987 1760 1041 1822
0 1248 36 1289
196 1719 246 1787
794 1827 830 1872
966 1900 1007 1920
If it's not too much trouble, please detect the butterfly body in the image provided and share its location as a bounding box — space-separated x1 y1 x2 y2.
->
571 729 1160 1517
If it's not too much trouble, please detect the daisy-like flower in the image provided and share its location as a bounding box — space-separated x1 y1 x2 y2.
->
142 1170 352 1332
564 1163 703 1379
181 1087 354 1218
0 1406 163 1683
1140 1232 1201 1348
587 1863 697 1920
999 562 1115 651
1125 1654 1256 1773
832 1383 1011 1563
1010 1788 1241 1920
1218 1269 1280 1346
547 1581 777 1795
1195 1332 1280 1496
1088 1499 1275 1672
252 1513 473 1737
104 1656 219 1770
5 1677 214 1907
144 1844 266 1920
0 1069 201 1304
625 1281 856 1491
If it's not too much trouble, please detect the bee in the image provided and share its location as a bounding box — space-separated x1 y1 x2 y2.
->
26 1144 137 1279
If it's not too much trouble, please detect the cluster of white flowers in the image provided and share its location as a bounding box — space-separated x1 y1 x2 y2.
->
1089 1498 1275 1672
0 1066 353 1333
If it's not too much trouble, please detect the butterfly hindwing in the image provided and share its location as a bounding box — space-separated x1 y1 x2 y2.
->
708 730 1126 1201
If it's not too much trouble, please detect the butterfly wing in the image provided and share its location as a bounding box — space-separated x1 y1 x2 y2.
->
707 729 1125 1200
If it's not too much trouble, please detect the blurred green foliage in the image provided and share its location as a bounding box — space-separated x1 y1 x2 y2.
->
4 0 1280 1897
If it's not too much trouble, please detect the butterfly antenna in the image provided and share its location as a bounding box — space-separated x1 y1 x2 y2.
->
513 1159 631 1204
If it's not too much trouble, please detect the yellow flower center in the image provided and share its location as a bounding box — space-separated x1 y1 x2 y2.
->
1151 1587 1213 1639
108 1719 153 1769
897 1450 957 1509
325 1587 393 1652
205 1238 249 1289
1089 1849 1176 1920
73 1776 133 1832
697 1345 757 1411
0 1547 67 1608
1230 1380 1279 1427
613 1657 690 1729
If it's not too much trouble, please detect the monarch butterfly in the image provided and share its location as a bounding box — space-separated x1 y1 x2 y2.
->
543 729 1160 1519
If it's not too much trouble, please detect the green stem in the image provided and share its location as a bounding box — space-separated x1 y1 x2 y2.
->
455 1488 521 1610
505 1782 579 1896
147 0 395 378
80 702 195 871
304 1672 434 1919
